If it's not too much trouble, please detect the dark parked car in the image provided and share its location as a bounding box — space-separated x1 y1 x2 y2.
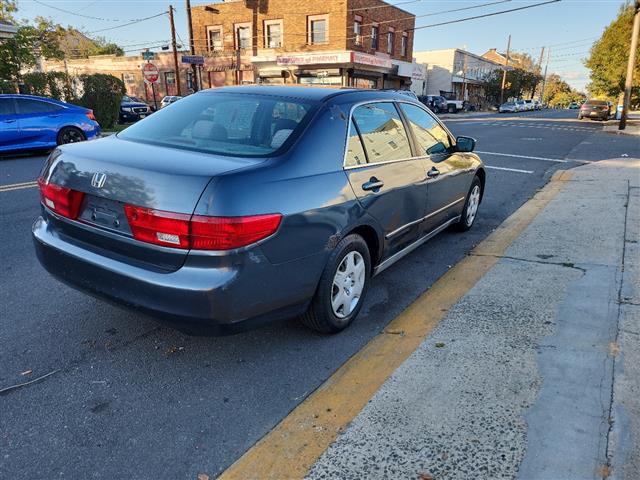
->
578 99 611 121
119 95 151 123
0 94 100 153
419 95 448 114
33 86 485 334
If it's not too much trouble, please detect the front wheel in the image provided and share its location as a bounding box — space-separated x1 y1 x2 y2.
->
300 234 371 334
455 177 482 231
57 127 86 145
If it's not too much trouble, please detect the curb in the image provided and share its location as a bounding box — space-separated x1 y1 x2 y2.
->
219 171 573 480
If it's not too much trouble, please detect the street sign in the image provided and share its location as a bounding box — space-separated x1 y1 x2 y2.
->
142 51 155 61
181 55 205 65
142 62 159 83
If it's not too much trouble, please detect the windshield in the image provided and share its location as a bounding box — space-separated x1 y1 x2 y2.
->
119 92 315 157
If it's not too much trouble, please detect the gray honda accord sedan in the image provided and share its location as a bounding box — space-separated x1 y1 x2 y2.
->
33 86 485 334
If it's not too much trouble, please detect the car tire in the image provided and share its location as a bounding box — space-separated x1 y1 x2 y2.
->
448 104 457 114
455 176 482 231
300 234 371 334
57 127 86 145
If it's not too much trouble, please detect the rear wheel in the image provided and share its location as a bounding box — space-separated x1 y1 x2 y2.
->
448 104 457 113
57 127 85 145
455 176 482 231
300 234 371 333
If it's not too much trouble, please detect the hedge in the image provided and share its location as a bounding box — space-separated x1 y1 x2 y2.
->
77 74 125 129
13 72 125 129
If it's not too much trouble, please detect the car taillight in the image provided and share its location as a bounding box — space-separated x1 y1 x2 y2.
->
123 205 282 250
37 177 85 219
86 110 96 121
190 214 282 250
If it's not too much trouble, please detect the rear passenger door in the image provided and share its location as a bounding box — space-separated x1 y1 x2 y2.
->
344 102 428 257
15 98 65 147
398 102 476 233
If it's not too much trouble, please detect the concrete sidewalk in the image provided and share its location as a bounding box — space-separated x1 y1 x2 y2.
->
306 159 640 480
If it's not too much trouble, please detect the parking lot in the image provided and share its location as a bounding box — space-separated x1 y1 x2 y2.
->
1 109 637 479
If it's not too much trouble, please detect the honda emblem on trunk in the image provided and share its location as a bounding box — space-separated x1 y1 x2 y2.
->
91 172 107 188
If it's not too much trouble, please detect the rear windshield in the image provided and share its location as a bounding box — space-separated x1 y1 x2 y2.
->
585 100 607 106
120 92 315 157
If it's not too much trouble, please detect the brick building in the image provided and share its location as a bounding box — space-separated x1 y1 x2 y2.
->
191 0 424 89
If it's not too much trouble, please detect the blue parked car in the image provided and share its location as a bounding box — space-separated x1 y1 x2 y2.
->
0 94 100 153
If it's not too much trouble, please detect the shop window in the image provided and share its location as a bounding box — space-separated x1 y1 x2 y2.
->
399 103 452 156
345 119 367 167
234 23 251 49
264 20 283 48
401 32 408 57
387 28 395 55
371 25 379 49
207 26 223 52
308 15 328 44
354 15 362 46
352 102 412 163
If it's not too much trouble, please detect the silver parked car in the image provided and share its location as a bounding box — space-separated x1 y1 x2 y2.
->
160 95 182 108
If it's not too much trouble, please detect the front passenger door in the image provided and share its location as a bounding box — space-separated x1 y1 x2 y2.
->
0 97 21 150
344 102 428 257
399 103 475 233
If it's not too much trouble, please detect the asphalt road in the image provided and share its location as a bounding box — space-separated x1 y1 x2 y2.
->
0 110 633 479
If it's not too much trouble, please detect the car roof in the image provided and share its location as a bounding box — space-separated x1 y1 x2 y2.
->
200 85 420 104
0 93 68 105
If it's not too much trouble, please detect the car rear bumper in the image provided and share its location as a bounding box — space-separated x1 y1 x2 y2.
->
32 215 319 334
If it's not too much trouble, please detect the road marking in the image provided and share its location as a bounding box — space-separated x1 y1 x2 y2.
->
476 150 569 163
0 181 38 192
485 165 534 174
219 171 573 480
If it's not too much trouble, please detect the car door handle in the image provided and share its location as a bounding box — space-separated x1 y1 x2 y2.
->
362 177 384 191
2 119 16 123
47 114 61 118
427 167 440 178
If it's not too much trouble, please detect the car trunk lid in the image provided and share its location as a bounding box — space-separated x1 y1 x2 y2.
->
41 136 261 271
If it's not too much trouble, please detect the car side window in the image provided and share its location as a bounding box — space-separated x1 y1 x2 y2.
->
16 99 62 114
344 118 367 167
352 102 412 163
399 103 452 156
0 98 16 116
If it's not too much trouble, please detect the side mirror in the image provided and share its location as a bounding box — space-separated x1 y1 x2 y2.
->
456 136 476 153
426 142 447 155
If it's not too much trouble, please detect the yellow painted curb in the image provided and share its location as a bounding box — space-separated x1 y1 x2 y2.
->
220 171 573 480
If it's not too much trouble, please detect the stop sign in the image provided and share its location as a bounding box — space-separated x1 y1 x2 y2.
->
142 62 159 83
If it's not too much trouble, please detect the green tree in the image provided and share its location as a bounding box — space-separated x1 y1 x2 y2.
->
484 68 543 103
585 3 639 103
0 17 64 84
543 73 572 103
0 0 17 22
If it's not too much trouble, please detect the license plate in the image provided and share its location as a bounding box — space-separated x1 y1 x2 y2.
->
79 195 131 234
139 114 146 118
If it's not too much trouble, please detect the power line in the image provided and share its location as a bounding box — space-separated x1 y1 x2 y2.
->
409 0 561 33
357 0 513 30
31 0 156 22
87 12 168 34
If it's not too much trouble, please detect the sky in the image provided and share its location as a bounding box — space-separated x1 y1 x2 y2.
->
12 0 627 92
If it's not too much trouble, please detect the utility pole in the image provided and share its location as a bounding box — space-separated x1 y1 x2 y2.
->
500 34 511 105
185 0 199 91
619 0 640 130
534 46 545 99
169 5 182 96
236 28 242 85
540 48 550 105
